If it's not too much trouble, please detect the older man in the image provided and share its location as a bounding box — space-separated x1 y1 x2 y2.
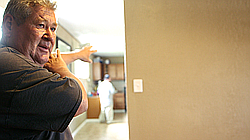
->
0 0 96 139
98 74 116 124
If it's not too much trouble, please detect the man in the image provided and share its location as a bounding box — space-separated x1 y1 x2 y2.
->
0 0 96 139
98 74 116 123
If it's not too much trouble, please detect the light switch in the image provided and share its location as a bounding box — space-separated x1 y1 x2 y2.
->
133 79 143 93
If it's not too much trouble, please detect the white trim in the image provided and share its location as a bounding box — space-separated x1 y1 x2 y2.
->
114 109 126 113
86 119 100 122
71 120 87 138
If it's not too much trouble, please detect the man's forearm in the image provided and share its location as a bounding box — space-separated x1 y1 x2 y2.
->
61 52 78 65
59 46 97 65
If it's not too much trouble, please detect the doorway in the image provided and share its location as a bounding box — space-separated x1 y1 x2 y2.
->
55 0 128 139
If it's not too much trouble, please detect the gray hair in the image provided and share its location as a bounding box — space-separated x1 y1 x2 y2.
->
104 74 110 80
3 0 57 25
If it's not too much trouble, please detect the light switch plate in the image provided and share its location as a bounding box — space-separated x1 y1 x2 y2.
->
133 79 143 92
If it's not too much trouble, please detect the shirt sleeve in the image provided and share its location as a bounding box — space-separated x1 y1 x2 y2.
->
6 67 82 132
109 82 116 94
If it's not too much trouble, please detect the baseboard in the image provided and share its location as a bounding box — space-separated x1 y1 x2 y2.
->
71 120 87 138
86 118 100 122
114 109 126 113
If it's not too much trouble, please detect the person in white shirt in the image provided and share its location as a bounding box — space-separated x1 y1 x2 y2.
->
98 74 116 123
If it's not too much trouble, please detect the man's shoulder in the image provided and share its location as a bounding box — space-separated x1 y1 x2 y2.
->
0 46 39 67
0 46 43 78
0 46 25 57
100 80 111 85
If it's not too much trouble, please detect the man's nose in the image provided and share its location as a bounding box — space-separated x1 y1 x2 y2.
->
43 28 54 42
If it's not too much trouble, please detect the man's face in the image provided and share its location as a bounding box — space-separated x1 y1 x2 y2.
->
13 5 57 66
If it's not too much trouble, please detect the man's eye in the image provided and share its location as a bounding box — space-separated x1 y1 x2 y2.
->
38 24 45 29
51 27 56 32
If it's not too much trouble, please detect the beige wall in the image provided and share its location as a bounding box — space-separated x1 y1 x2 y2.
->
125 0 250 140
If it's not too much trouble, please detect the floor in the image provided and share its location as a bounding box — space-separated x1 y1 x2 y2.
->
74 112 129 140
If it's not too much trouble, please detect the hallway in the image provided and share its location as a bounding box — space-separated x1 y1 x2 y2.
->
74 112 129 140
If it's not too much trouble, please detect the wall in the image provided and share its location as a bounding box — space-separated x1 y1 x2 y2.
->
125 0 250 140
0 0 8 8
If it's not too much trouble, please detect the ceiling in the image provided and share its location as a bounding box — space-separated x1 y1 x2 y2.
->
56 0 126 57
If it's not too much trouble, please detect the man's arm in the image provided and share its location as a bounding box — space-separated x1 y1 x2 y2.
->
60 46 97 65
44 49 88 116
110 83 117 94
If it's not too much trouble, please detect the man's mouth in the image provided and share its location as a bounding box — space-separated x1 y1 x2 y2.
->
38 45 50 52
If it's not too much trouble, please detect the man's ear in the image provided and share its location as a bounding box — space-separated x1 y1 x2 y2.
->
2 14 14 34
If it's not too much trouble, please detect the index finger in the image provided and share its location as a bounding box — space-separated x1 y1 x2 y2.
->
87 46 97 53
56 49 61 58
